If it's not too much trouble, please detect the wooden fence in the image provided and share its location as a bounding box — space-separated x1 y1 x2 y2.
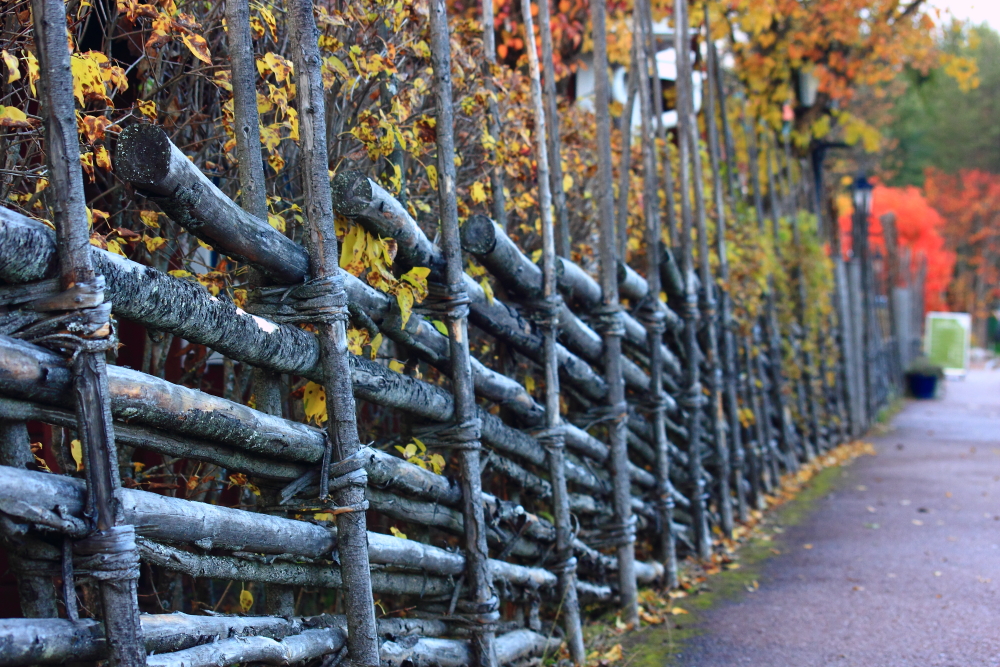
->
0 0 899 666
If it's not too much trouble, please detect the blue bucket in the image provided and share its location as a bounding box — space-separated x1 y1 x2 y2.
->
907 373 937 399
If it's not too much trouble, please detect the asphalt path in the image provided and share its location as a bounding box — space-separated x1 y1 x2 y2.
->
676 368 1000 666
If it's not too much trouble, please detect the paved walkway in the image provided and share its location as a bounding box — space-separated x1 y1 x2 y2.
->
676 369 1000 667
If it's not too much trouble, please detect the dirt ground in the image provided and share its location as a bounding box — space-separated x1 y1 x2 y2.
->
673 369 1000 667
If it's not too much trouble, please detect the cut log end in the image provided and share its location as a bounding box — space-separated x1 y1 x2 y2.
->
459 214 497 256
114 124 173 189
331 170 375 218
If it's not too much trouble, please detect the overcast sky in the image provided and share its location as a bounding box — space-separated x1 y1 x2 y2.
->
928 0 1000 30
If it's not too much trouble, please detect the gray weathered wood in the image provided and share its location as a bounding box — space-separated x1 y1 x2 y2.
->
428 1 497 663
520 0 585 659
30 1 144 663
589 0 638 624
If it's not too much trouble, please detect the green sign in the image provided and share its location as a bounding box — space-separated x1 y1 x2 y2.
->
925 312 970 373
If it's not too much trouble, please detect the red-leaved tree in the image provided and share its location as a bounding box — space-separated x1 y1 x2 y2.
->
839 183 956 314
925 168 1000 343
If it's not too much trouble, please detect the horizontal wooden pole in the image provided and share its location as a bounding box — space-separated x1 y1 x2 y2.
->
0 614 455 666
0 211 600 492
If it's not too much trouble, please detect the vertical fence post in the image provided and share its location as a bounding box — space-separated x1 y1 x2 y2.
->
704 10 748 523
674 0 712 560
30 1 144 663
589 0 639 624
536 0 572 259
521 0 586 657
686 19 732 538
479 0 507 233
634 0 679 587
285 2 379 664
223 0 295 616
428 0 500 663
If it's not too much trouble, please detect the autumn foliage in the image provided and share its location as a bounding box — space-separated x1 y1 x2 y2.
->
924 168 1000 339
837 184 955 313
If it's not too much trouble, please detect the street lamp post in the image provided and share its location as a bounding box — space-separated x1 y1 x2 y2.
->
852 175 875 429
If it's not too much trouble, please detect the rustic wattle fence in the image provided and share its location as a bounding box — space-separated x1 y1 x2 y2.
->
0 0 899 666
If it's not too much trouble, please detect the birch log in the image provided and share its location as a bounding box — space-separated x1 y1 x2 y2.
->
0 211 603 494
114 128 541 424
684 18 732 538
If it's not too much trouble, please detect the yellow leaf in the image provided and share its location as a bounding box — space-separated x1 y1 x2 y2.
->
143 235 166 253
2 50 19 84
94 145 112 171
370 333 383 360
562 173 574 191
427 453 446 474
181 33 212 64
267 152 285 173
313 512 335 521
396 287 414 328
426 164 438 190
346 326 370 355
470 181 487 204
601 644 624 662
168 269 193 279
106 239 126 256
239 588 253 612
388 359 405 373
303 381 328 425
137 99 157 120
524 375 535 393
431 320 448 336
0 106 33 128
669 606 689 615
326 55 350 81
24 50 38 97
267 213 286 233
389 526 408 540
70 438 84 471
139 210 160 228
339 225 367 276
400 266 430 301
258 6 277 40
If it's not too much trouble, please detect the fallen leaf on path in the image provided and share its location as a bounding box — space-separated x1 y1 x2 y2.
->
803 544 813 550
912 520 924 526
